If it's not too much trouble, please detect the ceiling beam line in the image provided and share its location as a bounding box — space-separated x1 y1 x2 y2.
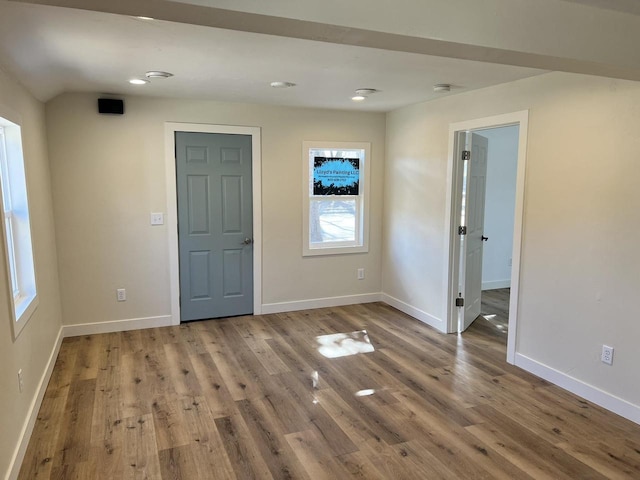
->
9 0 640 81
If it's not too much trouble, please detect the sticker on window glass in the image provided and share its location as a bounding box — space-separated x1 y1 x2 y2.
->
313 157 359 195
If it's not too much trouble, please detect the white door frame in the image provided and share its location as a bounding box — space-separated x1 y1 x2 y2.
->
165 122 262 325
443 111 529 364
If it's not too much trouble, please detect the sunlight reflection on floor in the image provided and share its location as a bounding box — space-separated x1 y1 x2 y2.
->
316 330 375 359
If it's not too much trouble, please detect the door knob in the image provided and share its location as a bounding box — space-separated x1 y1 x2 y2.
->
481 236 489 242
242 238 253 245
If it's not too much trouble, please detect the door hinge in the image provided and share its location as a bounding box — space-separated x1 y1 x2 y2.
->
456 296 464 307
462 150 471 160
458 226 467 235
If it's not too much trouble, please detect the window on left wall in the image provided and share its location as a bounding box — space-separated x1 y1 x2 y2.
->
0 117 38 339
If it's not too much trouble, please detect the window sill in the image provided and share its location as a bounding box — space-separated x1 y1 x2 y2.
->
11 292 38 340
303 244 368 257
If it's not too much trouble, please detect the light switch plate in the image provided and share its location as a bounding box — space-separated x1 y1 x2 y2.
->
150 213 164 225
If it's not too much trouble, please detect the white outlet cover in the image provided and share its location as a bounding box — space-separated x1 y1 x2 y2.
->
601 345 614 365
150 212 164 225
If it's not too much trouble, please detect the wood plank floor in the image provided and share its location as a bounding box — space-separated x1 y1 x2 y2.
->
19 303 640 479
480 288 510 336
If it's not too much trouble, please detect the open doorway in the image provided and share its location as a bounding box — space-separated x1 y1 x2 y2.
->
479 125 519 338
444 111 529 364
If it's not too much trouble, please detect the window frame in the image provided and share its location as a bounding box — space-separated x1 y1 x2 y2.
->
0 130 19 298
0 116 38 340
302 141 371 256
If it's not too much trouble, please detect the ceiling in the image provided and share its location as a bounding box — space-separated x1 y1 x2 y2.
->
1 0 639 112
0 1 551 112
559 0 640 15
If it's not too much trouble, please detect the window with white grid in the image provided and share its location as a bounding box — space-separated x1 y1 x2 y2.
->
302 141 370 256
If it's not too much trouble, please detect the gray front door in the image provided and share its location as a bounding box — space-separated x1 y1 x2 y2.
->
175 132 253 321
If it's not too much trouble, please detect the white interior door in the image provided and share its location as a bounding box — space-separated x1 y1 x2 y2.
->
459 132 489 331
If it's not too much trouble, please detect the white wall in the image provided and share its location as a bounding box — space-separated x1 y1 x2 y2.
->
480 125 519 290
0 69 63 479
384 72 640 416
46 93 385 328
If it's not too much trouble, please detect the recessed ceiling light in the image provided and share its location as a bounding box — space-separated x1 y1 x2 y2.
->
146 71 174 79
355 88 378 96
135 16 155 21
351 88 378 102
270 81 296 88
433 84 451 93
129 78 149 85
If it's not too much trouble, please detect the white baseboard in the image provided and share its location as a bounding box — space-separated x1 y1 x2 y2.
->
482 280 511 290
261 293 382 315
381 293 445 333
515 353 640 425
62 315 173 337
6 326 64 480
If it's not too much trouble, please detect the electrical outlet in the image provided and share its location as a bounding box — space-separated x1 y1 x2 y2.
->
357 268 365 280
18 369 24 393
150 212 164 225
601 345 614 365
116 288 127 302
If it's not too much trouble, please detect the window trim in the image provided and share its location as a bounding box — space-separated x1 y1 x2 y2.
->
0 115 38 340
302 141 371 256
0 133 19 298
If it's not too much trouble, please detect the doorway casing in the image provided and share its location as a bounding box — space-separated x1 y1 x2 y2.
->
443 111 529 364
165 123 262 325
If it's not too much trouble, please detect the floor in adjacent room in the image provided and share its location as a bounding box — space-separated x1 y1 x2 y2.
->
480 287 510 337
18 302 640 479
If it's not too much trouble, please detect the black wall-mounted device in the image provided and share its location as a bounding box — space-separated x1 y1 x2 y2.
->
98 98 124 115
